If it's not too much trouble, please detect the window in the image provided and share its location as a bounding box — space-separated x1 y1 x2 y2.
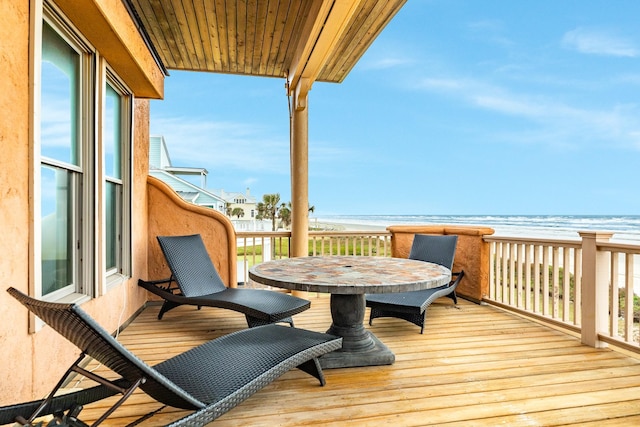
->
40 18 87 299
103 75 131 283
37 3 132 301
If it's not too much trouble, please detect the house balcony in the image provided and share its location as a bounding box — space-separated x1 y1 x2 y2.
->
18 228 639 426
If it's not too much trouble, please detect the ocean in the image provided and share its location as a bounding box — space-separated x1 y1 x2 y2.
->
314 215 640 243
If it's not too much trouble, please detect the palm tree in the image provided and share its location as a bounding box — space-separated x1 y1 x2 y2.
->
278 203 291 229
231 207 245 219
256 193 281 231
256 193 281 258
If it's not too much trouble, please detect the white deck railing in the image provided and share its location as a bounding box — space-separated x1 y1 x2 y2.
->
485 232 639 352
235 229 639 353
235 230 391 284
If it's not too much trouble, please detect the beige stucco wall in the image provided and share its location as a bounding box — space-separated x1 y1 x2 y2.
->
387 225 495 303
145 176 237 287
0 0 32 402
0 0 161 404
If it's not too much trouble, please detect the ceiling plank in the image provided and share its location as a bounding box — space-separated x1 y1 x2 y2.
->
127 0 406 83
320 0 406 82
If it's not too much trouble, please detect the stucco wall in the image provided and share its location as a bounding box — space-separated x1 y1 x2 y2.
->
0 0 33 402
0 1 158 404
387 225 495 302
145 176 237 287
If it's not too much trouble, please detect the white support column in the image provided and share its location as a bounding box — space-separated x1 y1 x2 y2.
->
579 231 614 348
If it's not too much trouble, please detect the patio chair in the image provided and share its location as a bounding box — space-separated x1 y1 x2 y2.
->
1 287 342 427
138 234 311 327
366 234 465 334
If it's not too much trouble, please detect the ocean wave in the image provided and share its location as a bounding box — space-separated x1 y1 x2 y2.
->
315 215 640 242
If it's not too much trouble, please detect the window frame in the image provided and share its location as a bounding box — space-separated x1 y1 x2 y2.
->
101 67 133 292
35 2 95 303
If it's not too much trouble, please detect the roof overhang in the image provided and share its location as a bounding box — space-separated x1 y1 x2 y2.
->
54 0 165 98
125 0 406 96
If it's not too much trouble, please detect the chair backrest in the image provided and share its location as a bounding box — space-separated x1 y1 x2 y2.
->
408 234 458 270
157 234 227 297
6 287 204 410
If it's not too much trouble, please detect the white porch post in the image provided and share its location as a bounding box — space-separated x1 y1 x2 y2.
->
580 231 614 348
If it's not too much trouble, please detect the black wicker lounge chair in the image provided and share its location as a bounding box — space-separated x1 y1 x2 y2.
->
1 287 342 427
138 234 311 327
366 234 465 334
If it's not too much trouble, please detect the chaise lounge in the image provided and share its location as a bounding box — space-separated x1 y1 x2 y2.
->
1 287 342 426
138 234 311 327
366 234 465 334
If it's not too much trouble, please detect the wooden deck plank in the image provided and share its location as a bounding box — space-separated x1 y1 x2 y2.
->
67 295 640 426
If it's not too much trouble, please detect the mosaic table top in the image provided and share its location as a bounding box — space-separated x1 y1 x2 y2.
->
249 256 451 295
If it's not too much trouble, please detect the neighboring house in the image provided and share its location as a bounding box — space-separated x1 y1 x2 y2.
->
150 135 266 230
1 0 404 407
213 188 267 231
149 135 226 212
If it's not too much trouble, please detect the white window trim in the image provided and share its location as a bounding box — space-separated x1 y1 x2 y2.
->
28 1 98 331
99 65 133 295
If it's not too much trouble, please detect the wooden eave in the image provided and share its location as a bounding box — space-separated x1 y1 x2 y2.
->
54 0 165 98
125 0 406 87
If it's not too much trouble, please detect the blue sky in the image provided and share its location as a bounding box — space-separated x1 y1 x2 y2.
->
150 0 640 216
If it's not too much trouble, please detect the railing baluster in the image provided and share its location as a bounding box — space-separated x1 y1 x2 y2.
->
624 254 635 342
509 243 516 305
574 248 582 327
552 246 560 319
517 243 524 308
610 252 619 337
533 245 541 313
501 242 508 303
562 247 571 323
489 242 498 300
542 246 550 316
524 244 532 311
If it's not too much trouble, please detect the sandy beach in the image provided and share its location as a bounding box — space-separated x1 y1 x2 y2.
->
310 220 387 232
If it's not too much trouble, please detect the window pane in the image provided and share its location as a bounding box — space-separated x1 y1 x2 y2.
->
105 83 121 179
41 22 80 166
41 165 74 295
105 181 118 270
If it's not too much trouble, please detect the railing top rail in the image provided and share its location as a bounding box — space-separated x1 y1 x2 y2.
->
236 231 292 238
483 235 582 248
309 231 391 237
236 230 391 238
597 241 640 253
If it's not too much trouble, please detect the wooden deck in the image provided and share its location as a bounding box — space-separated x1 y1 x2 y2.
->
74 293 640 426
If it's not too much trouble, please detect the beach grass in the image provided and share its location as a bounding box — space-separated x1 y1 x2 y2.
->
237 235 390 265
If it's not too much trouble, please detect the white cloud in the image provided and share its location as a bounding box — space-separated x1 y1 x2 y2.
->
151 116 290 173
360 55 414 70
467 19 514 47
416 75 640 151
562 27 638 57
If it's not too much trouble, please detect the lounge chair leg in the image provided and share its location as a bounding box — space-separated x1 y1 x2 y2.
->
158 301 181 320
296 358 326 386
448 291 458 305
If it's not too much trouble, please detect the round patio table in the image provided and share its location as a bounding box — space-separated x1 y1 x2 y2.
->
249 255 451 369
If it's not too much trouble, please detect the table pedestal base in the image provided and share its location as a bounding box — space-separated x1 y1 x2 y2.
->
319 293 395 369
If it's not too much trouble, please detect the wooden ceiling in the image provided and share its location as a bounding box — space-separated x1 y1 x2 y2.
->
126 0 406 84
